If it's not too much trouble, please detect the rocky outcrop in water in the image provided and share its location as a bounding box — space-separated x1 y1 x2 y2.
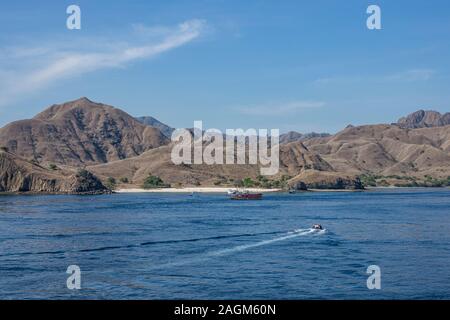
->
0 150 108 194
288 170 364 190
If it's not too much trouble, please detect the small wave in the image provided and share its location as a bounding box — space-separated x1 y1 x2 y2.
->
0 230 285 257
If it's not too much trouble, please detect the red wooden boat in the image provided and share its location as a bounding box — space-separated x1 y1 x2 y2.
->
230 191 263 200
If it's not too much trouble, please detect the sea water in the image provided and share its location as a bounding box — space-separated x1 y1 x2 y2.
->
0 188 449 299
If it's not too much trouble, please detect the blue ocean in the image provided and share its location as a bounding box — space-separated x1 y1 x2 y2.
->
0 188 449 299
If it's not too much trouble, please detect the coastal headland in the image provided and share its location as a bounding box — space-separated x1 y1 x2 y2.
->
1 98 449 194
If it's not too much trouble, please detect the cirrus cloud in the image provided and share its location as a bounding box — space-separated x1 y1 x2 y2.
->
386 68 436 82
0 19 207 108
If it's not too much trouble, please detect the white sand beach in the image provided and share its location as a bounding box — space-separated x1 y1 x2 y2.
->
116 187 282 193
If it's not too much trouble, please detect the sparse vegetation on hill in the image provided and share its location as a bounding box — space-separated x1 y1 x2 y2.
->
73 169 108 194
359 174 450 188
1 99 449 193
105 177 117 190
242 177 255 188
143 174 170 189
119 177 129 184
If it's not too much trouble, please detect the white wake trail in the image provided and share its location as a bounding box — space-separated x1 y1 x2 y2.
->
209 228 315 257
149 228 325 270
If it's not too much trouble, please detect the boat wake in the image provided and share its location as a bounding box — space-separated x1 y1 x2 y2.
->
152 228 326 269
0 229 324 258
209 228 323 257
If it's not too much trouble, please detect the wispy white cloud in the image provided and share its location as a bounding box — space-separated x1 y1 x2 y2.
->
131 23 175 37
0 19 206 107
237 100 325 116
386 68 435 82
313 76 362 86
313 68 436 86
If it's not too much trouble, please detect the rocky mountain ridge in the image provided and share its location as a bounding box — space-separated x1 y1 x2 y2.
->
1 99 449 192
0 98 169 166
396 110 450 129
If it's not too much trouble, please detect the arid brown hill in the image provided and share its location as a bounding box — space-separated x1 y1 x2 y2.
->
279 131 330 144
0 149 107 193
1 99 449 190
135 116 174 138
303 124 450 180
89 119 450 189
397 110 450 128
0 98 169 166
88 140 342 188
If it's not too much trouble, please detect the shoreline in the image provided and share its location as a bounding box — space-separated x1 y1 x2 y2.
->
1 186 447 196
116 187 282 193
115 186 450 194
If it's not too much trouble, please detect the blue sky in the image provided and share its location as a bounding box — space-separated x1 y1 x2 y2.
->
0 0 449 133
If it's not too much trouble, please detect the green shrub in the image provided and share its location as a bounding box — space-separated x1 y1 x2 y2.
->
105 177 117 190
243 177 255 188
77 169 90 179
48 163 58 171
257 175 268 183
359 174 377 187
143 174 169 189
119 177 129 184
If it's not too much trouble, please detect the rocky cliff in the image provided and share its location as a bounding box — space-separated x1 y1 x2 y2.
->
0 150 108 194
